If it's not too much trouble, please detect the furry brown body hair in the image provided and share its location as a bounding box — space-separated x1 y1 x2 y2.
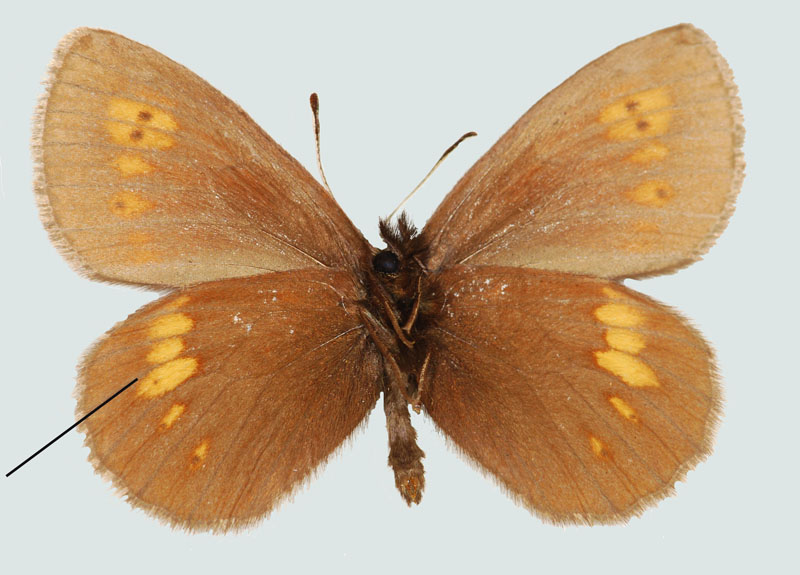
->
360 213 441 505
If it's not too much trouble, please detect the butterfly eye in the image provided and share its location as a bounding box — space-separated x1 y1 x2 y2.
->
373 251 400 274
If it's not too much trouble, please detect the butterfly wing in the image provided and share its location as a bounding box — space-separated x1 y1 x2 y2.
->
422 24 743 279
77 269 380 531
423 266 720 523
35 28 369 288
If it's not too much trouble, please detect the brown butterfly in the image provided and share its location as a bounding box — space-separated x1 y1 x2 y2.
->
33 24 742 531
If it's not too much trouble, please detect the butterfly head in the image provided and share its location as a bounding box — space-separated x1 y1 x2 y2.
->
373 212 430 291
372 250 400 275
368 212 441 352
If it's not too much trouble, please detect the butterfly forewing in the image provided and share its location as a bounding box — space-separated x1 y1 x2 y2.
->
35 28 369 288
424 266 720 523
77 270 380 531
422 24 743 279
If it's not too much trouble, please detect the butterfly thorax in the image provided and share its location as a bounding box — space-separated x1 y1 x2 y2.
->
359 213 441 505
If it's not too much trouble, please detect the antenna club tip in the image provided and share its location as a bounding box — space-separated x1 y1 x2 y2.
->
310 93 319 110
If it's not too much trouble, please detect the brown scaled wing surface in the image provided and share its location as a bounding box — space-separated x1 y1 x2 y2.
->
77 270 380 531
423 266 720 524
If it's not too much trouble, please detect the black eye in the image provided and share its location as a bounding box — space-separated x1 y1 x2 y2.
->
372 250 400 274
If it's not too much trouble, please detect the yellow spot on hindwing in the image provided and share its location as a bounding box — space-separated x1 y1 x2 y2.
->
609 397 638 421
161 403 186 429
589 436 605 458
146 337 185 364
112 154 152 176
194 440 209 459
137 357 198 398
109 191 153 218
148 313 193 339
595 350 659 387
601 286 625 299
628 180 675 207
190 439 210 469
162 295 191 311
594 289 656 389
629 143 669 163
605 328 646 354
594 303 644 328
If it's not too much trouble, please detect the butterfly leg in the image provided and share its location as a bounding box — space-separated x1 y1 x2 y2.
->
381 298 415 348
409 351 431 414
402 276 424 334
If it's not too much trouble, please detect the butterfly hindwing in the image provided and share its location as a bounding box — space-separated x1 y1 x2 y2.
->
423 266 720 523
422 24 743 279
77 270 380 531
35 28 369 288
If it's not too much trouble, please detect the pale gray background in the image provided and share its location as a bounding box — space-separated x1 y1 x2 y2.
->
2 1 798 573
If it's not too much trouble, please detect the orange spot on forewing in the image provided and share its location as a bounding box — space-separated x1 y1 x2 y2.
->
105 121 175 149
109 191 153 218
128 249 161 264
112 154 152 176
629 143 669 163
127 231 152 244
599 88 672 124
607 111 671 140
105 98 177 149
600 87 672 141
107 98 178 131
628 181 675 207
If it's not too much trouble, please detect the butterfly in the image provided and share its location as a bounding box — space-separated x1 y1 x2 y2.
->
33 24 742 532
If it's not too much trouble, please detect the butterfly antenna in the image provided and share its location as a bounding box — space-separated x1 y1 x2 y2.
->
309 93 333 196
387 131 477 221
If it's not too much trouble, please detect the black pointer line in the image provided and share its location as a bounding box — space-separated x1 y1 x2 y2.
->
6 378 138 477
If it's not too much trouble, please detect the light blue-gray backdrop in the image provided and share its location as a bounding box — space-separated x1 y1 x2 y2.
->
2 1 796 573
